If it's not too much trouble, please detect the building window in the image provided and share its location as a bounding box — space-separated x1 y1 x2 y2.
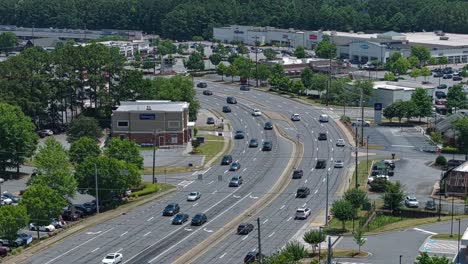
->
171 134 178 144
117 121 129 127
168 121 180 129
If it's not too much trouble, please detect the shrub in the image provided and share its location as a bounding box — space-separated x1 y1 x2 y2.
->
129 183 159 198
435 155 447 166
194 127 198 137
441 146 462 154
191 139 201 149
369 178 389 192
341 115 351 123
282 241 307 261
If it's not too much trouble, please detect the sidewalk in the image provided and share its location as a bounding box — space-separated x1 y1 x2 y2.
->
292 209 340 251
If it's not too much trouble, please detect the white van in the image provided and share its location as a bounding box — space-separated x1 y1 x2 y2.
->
319 114 329 123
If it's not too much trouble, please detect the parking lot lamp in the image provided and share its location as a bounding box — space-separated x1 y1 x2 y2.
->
438 171 443 221
366 136 369 174
451 195 454 237
399 255 402 264
457 218 461 264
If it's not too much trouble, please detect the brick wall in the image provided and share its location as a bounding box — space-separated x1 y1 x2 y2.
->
111 130 189 146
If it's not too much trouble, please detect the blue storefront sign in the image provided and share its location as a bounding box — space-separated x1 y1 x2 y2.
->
360 44 369 50
374 103 382 111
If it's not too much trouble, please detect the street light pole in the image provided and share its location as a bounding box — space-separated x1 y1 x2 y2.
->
318 226 323 262
355 126 359 189
152 130 157 184
399 255 402 264
254 35 259 87
457 218 461 264
326 170 329 226
94 164 99 214
439 171 443 221
451 196 454 237
366 136 369 174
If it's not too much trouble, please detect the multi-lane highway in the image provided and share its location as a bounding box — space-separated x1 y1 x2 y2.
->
23 80 350 264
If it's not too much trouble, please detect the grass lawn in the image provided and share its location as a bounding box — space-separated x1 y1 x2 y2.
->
367 215 468 234
199 134 224 140
196 125 218 131
140 166 199 175
431 234 462 240
350 159 375 192
139 146 158 151
197 139 225 163
305 249 369 260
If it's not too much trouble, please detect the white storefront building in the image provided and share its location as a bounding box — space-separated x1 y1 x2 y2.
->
214 25 468 64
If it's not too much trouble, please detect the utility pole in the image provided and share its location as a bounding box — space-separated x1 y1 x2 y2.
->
451 196 454 237
439 171 443 221
152 130 157 184
367 136 370 174
325 170 329 226
95 163 99 214
254 35 259 87
355 126 359 189
360 86 365 146
327 56 331 106
257 217 263 264
327 236 332 264
457 218 461 264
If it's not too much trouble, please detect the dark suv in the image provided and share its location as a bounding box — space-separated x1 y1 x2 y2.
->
318 132 327 140
264 121 273 130
262 141 272 151
296 187 311 198
222 106 232 113
163 203 180 216
227 96 237 104
237 223 254 235
221 155 233 165
316 159 327 169
191 213 207 226
292 169 303 179
197 82 207 88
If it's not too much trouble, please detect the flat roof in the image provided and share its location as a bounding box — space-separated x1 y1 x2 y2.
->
404 32 468 47
371 81 434 91
462 227 468 246
115 101 189 112
454 161 468 173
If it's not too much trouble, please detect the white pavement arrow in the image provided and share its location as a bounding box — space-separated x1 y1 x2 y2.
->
184 228 193 232
86 231 102 235
233 195 241 198
203 228 214 233
249 195 259 199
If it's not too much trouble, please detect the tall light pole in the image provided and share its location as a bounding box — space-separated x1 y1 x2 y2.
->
94 164 99 214
318 226 323 262
366 136 370 174
457 218 461 264
152 130 157 184
325 170 329 226
399 255 402 264
355 126 359 189
439 170 443 221
451 195 455 237
253 35 259 87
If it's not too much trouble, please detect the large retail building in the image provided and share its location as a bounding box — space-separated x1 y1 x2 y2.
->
214 25 468 64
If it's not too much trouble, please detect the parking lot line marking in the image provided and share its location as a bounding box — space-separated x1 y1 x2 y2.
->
91 248 100 253
263 219 269 224
120 231 128 237
212 190 217 194
242 235 249 241
116 248 123 253
314 190 318 194
253 158 256 161
268 232 275 238
208 180 214 185
224 170 228 174
323 178 326 182
414 228 437 235
147 217 154 222
305 179 308 183
287 217 292 222
192 203 199 207
242 168 247 172
44 228 114 264
391 144 415 148
310 168 314 172
143 232 151 237
219 253 226 259
302 203 307 207
280 205 285 209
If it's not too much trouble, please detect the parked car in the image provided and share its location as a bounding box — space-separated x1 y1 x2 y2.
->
405 196 419 208
433 72 444 78
72 204 93 216
435 91 446 99
226 96 237 104
292 169 303 179
295 207 311 220
240 85 250 91
351 119 370 127
29 223 55 232
50 218 66 229
187 192 201 201
0 196 12 205
196 82 207 88
437 84 448 89
237 223 254 235
443 74 453 79
221 155 233 165
1 193 20 203
296 187 310 198
334 160 344 168
336 139 346 147
102 253 123 264
435 99 447 105
206 117 215 125
62 210 81 221
222 106 231 113
0 246 9 257
262 141 272 151
249 139 258 148
172 213 189 225
384 160 396 169
191 213 207 226
234 130 245 139
202 90 213 95
291 114 301 121
252 109 262 116
229 176 243 187
316 159 327 169
425 200 437 211
230 162 241 171
162 203 180 216
0 237 23 247
17 233 33 246
453 76 463 81
318 132 327 141
264 121 273 130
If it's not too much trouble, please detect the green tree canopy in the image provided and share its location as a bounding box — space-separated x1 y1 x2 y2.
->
255 64 271 81
383 72 397 81
344 189 369 210
381 180 405 212
411 87 433 120
300 68 314 89
69 136 101 164
447 84 467 110
407 56 420 68
263 48 278 61
20 186 67 226
315 39 336 59
67 116 103 143
303 229 326 254
232 56 254 79
0 205 29 244
353 228 366 253
185 52 205 71
104 138 144 169
293 46 306 59
157 39 177 56
0 32 17 53
209 53 222 66
453 116 468 159
438 56 448 65
415 252 451 264
410 46 431 65
311 73 328 92
409 67 421 80
216 63 228 81
330 199 354 230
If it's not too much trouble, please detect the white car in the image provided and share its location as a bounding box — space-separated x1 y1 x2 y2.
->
187 191 201 201
367 175 389 184
291 114 301 121
351 119 370 127
295 208 311 220
0 196 12 205
334 160 344 168
336 139 346 147
319 114 329 122
405 196 419 208
29 223 55 232
102 253 123 264
252 109 262 116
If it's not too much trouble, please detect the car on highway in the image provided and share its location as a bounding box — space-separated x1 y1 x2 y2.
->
334 160 344 168
229 176 243 187
162 203 180 216
336 139 346 147
222 106 232 113
196 82 207 88
230 162 241 171
29 223 55 232
405 196 419 208
237 223 254 235
227 96 237 104
202 90 213 95
102 253 123 264
292 169 303 179
221 155 233 165
1 192 20 203
262 141 272 151
206 117 215 124
318 132 327 141
187 192 201 201
172 213 189 225
249 139 258 148
252 109 262 116
351 119 370 127
234 130 245 139
191 213 207 226
425 200 437 211
319 114 329 123
240 85 250 91
264 121 273 130
316 159 327 169
291 113 301 121
296 187 310 198
295 207 311 220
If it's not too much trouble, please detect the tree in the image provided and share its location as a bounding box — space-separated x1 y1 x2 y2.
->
232 56 254 81
438 56 448 65
311 73 328 93
315 40 336 59
428 57 438 65
226 64 238 82
431 132 444 145
353 228 366 253
0 205 29 245
75 156 140 204
281 241 308 261
293 46 306 59
29 137 77 198
185 52 205 71
447 84 467 110
209 53 222 66
0 103 38 176
411 88 433 120
291 80 305 95
20 186 67 226
227 53 239 64
216 63 228 81
330 199 354 230
381 181 405 212
409 67 421 80
0 32 17 53
415 252 451 264
410 46 431 65
344 189 369 210
263 48 278 60
303 229 326 254
407 56 420 68
177 44 188 55
236 44 249 56
104 138 144 169
383 104 396 122
256 64 271 83
67 116 102 143
69 136 101 164
453 116 468 160
301 68 314 90
196 44 205 56
157 39 177 56
420 66 432 82
383 72 397 81
369 177 390 192
386 53 410 75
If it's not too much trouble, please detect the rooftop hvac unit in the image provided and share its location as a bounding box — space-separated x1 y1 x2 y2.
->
146 105 151 110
